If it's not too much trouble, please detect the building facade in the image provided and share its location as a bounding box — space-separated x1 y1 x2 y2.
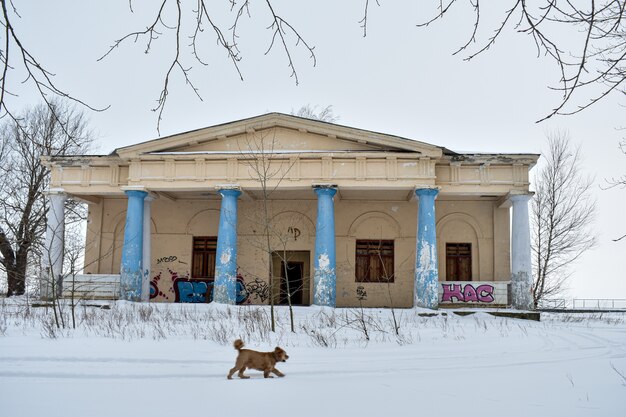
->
42 113 538 309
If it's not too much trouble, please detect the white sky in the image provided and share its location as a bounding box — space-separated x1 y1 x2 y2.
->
10 1 626 299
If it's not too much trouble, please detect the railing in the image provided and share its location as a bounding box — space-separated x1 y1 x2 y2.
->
539 298 626 311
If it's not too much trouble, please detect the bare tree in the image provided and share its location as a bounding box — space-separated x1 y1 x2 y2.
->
531 132 596 306
416 1 626 122
238 129 298 332
0 100 93 296
292 105 339 123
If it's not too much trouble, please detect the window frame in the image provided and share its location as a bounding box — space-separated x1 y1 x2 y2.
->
355 239 395 283
445 242 472 281
191 236 218 279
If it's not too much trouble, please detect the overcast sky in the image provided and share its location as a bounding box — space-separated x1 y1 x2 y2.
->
10 1 625 299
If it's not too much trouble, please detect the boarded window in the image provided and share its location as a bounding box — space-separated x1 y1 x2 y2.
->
355 240 394 283
446 243 472 281
192 237 218 279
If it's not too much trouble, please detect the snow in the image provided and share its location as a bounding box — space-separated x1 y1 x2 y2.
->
1 300 625 417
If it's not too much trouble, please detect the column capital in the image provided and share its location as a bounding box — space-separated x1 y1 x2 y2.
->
313 184 337 197
123 189 149 199
414 187 440 197
121 186 149 199
215 184 242 198
44 188 67 198
215 183 241 190
509 192 534 203
496 191 533 208
217 188 242 198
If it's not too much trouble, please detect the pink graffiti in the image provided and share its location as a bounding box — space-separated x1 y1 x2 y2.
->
441 283 495 303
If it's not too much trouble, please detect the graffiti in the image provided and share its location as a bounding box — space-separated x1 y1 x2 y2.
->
149 281 159 299
356 286 367 301
173 274 248 304
151 267 250 304
177 280 209 303
235 270 250 304
244 278 270 303
151 269 190 301
287 227 301 241
441 283 495 303
150 271 169 300
172 278 210 303
156 255 178 264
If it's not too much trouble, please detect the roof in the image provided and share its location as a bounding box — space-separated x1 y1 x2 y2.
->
112 112 446 159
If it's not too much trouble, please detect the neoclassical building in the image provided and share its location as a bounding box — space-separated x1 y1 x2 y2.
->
42 113 538 309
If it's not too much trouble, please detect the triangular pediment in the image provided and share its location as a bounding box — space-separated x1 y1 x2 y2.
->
114 113 443 159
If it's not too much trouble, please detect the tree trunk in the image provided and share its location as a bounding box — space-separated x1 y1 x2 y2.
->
6 264 25 296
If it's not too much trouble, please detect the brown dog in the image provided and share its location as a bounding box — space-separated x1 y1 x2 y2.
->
227 339 289 379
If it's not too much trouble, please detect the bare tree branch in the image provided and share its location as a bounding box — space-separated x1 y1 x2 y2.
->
263 0 316 86
0 0 107 140
418 1 626 122
99 1 316 132
531 132 597 306
359 0 381 37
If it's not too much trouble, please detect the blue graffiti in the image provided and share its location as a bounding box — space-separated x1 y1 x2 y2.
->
235 280 248 304
174 278 248 304
177 281 209 303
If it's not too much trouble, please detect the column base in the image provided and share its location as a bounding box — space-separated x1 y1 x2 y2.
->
511 272 534 310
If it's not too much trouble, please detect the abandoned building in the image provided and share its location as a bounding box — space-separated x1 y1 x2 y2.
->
41 113 538 309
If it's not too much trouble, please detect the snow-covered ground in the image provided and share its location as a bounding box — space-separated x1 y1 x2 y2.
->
1 300 625 417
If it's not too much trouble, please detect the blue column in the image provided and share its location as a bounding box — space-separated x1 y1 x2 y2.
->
414 188 440 309
313 186 337 307
213 188 242 304
120 190 148 301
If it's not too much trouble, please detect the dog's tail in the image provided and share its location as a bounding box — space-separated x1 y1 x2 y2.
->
233 339 244 351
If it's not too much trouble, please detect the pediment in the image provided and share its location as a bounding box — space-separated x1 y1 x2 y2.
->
114 113 443 159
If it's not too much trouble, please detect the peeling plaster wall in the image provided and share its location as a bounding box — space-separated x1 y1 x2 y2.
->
335 203 417 308
435 200 507 282
87 196 506 306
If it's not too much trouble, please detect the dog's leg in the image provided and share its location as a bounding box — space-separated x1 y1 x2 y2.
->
227 366 239 380
263 369 274 378
238 367 250 379
271 368 285 377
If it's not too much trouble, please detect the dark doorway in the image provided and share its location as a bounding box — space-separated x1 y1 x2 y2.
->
271 251 311 305
279 261 304 305
446 243 472 281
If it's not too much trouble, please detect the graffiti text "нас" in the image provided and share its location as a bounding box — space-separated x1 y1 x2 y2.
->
441 283 495 303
